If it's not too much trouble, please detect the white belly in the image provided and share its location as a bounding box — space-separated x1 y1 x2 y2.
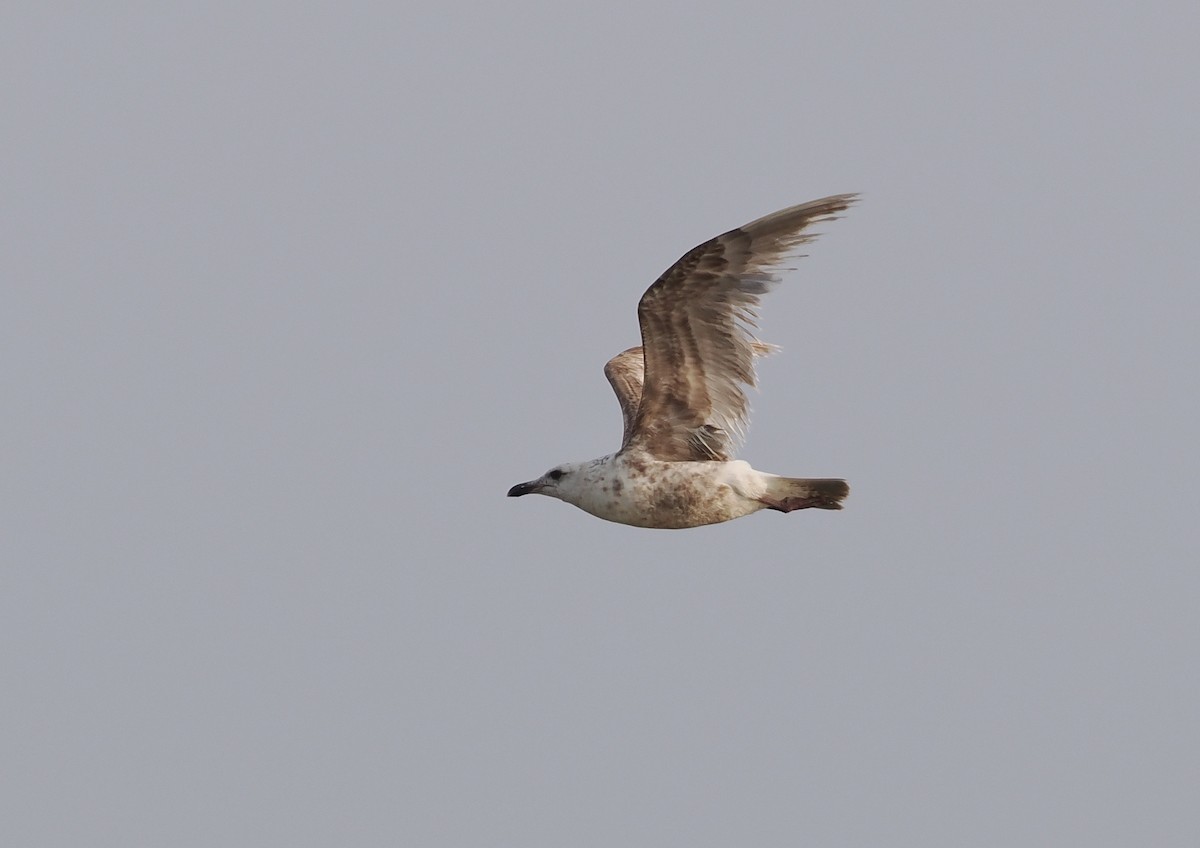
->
573 456 767 529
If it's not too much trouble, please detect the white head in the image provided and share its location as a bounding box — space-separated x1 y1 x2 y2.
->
507 461 590 506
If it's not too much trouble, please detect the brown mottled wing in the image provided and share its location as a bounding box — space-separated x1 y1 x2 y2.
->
603 346 646 446
606 342 777 456
624 194 857 461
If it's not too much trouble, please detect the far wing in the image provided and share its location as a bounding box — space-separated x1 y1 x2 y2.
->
603 347 646 448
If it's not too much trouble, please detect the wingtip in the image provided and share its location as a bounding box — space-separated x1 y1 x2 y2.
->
738 193 860 236
808 192 861 216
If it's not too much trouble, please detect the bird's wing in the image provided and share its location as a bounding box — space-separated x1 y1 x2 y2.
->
603 346 646 447
624 194 856 461
607 341 778 459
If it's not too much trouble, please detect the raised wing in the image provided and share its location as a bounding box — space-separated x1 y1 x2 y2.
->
607 341 779 458
603 347 646 447
624 194 856 461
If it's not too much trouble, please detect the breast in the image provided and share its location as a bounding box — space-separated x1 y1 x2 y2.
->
579 458 761 529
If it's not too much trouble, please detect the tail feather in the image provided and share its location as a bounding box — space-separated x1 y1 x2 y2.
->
761 477 849 512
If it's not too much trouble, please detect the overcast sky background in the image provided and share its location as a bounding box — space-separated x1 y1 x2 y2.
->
3 3 1198 846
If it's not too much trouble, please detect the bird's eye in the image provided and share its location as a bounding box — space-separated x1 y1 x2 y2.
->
548 469 564 481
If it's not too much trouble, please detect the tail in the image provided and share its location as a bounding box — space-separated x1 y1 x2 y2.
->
760 477 849 512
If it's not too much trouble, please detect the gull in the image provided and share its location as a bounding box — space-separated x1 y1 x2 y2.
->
508 194 856 529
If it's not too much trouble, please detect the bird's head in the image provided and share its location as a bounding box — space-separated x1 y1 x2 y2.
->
507 462 585 503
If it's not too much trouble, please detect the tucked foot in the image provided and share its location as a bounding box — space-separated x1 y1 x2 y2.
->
759 495 826 513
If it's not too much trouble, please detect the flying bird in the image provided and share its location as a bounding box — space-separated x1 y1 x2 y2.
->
508 194 856 529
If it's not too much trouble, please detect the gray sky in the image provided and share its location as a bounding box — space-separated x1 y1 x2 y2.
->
4 2 1198 846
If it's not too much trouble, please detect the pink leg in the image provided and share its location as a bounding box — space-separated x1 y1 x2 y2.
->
758 495 823 513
